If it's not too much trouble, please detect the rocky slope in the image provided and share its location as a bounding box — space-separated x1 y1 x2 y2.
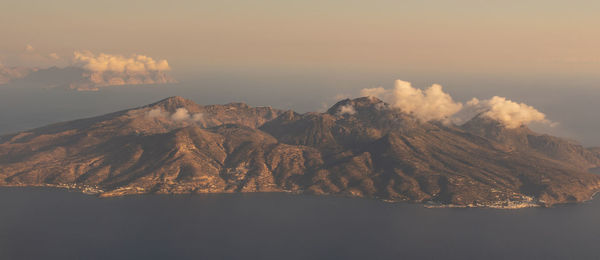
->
1 96 599 208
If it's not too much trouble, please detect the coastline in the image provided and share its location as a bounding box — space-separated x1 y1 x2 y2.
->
2 184 598 209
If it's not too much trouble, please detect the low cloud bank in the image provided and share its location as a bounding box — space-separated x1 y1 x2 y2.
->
73 51 170 73
360 80 552 128
0 49 176 91
72 51 176 90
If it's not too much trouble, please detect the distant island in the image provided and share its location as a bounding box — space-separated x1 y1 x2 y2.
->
0 51 176 91
1 96 599 208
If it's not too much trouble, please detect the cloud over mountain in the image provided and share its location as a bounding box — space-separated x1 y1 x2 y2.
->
360 80 463 122
459 97 550 128
360 79 551 128
146 107 203 123
337 104 357 115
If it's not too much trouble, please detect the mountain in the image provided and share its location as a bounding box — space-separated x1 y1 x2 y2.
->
1 96 599 208
462 114 600 169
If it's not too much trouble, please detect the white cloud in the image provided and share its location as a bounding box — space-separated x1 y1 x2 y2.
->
73 51 170 73
360 87 387 99
360 80 462 122
1 49 175 90
171 108 191 121
71 51 176 89
359 79 553 128
146 108 169 118
338 104 356 115
146 107 204 123
457 96 550 129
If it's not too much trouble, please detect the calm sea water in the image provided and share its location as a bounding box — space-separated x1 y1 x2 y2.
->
0 187 599 260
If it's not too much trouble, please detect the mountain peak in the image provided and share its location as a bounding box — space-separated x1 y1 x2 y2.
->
326 96 388 115
148 96 199 112
224 102 250 109
155 96 190 103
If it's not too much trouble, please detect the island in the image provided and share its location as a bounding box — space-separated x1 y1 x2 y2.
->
1 96 599 208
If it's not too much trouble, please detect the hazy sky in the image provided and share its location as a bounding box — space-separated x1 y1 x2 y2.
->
1 1 600 146
2 0 600 77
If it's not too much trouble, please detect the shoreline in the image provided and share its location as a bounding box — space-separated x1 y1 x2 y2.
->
2 184 598 209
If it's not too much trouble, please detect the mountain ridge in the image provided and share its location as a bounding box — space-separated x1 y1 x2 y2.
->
1 96 599 208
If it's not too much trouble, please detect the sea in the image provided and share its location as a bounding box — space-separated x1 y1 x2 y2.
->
0 187 599 260
2 77 600 259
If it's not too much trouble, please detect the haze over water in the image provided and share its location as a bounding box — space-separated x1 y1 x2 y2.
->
2 1 600 145
2 72 600 146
